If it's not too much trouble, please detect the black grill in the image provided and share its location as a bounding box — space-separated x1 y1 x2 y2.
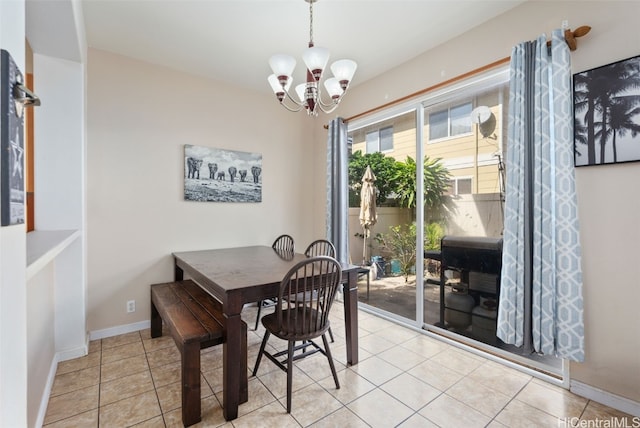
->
438 236 503 345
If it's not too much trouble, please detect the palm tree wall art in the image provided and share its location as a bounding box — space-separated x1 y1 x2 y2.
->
573 54 640 166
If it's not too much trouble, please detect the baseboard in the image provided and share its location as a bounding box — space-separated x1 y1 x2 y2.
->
89 320 150 341
36 342 90 426
56 344 88 362
571 380 640 417
35 353 60 428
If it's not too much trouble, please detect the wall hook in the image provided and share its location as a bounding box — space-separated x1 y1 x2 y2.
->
13 82 41 107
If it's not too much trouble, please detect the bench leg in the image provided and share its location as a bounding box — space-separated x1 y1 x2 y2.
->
150 299 162 338
182 342 202 427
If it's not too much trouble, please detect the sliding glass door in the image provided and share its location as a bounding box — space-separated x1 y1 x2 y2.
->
348 110 420 323
346 66 563 376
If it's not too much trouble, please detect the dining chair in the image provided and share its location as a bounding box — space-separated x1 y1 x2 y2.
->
255 234 295 330
272 234 294 252
301 239 337 342
304 239 336 258
252 256 342 413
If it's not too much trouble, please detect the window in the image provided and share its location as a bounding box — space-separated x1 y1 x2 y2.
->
447 177 473 195
429 102 472 140
365 126 393 153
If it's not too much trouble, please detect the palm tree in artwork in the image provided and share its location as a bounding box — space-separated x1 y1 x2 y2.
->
606 95 640 163
596 61 640 164
573 121 588 160
573 73 599 164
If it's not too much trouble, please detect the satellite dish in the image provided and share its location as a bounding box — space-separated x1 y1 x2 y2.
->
470 106 492 124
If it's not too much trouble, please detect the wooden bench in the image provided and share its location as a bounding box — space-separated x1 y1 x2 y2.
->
150 280 247 427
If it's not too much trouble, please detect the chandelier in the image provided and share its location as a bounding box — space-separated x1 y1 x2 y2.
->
267 0 357 117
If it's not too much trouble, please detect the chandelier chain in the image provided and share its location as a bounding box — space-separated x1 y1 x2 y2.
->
309 0 314 45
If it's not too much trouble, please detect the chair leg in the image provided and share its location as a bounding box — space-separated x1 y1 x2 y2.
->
252 331 270 376
286 340 294 413
318 301 334 343
254 300 263 330
321 334 340 390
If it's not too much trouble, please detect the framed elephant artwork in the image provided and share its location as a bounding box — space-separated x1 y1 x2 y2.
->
184 144 262 203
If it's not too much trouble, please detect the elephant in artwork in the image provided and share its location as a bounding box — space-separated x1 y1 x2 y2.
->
239 169 247 182
228 166 237 183
208 163 218 179
187 157 203 179
251 165 262 184
216 171 225 180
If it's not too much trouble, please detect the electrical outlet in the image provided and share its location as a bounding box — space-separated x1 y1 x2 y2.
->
127 300 136 313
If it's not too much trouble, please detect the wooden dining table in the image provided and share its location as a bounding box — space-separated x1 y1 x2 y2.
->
173 245 361 421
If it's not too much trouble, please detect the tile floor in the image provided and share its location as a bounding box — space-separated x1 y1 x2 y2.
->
43 304 633 427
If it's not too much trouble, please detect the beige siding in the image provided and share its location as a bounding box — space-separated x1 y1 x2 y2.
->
350 87 506 196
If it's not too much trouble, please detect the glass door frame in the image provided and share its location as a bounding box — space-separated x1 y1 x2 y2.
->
348 104 424 329
345 65 569 385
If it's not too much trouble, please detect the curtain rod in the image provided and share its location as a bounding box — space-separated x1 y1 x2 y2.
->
325 25 591 129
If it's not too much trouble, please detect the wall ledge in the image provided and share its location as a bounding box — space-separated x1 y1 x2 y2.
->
26 230 80 280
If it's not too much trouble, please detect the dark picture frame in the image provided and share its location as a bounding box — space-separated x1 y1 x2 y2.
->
183 144 262 203
573 54 640 167
1 49 26 226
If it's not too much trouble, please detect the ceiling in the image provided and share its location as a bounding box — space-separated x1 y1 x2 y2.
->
32 0 528 94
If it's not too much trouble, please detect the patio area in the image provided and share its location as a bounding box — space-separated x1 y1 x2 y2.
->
356 271 441 326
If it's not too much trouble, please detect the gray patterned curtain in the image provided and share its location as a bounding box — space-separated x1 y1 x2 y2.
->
326 117 350 264
497 29 585 362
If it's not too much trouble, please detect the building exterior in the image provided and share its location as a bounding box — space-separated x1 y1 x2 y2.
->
349 83 508 237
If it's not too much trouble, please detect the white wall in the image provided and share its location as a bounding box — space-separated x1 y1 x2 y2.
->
0 1 28 426
0 0 90 424
329 0 640 406
33 53 87 358
86 49 315 332
26 263 55 427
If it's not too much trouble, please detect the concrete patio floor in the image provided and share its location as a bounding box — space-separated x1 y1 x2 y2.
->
356 273 441 325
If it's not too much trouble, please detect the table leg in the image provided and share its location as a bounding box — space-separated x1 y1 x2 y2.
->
342 269 359 366
175 264 184 281
222 310 246 420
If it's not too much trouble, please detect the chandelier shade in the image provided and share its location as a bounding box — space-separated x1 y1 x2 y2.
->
323 78 343 99
269 55 296 81
302 46 330 79
331 59 358 87
295 84 307 104
267 0 357 116
268 74 292 102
